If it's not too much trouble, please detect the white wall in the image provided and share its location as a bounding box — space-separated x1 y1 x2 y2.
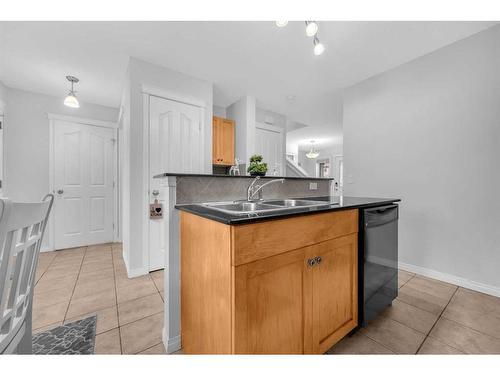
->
343 25 500 295
3 86 118 249
4 87 118 202
213 105 226 118
121 57 213 276
226 95 255 167
0 81 7 106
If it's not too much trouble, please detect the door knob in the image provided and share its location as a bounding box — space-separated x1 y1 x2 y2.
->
57 189 64 195
307 258 316 267
152 190 160 196
315 256 322 265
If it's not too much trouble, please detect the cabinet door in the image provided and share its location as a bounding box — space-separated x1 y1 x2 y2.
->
219 118 234 165
304 234 358 354
233 248 307 354
212 116 221 164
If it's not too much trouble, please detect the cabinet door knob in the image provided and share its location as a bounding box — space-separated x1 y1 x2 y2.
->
315 256 322 264
307 258 316 267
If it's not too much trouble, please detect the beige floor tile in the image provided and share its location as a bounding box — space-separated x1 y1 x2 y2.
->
138 343 167 355
118 293 164 326
32 300 69 330
32 321 64 335
361 316 426 354
87 244 113 252
328 332 393 354
429 318 500 354
35 275 77 294
398 269 414 288
443 288 500 339
80 261 114 274
381 299 439 334
417 337 464 354
120 312 163 354
73 276 115 300
40 267 80 281
398 280 456 315
95 328 122 354
116 275 158 304
150 270 164 292
34 287 74 308
408 276 457 299
77 268 115 283
160 291 165 302
66 288 116 318
65 305 119 335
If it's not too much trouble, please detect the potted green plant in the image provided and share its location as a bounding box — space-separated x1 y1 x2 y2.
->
247 154 268 176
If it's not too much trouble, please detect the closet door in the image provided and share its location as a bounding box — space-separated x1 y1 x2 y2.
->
148 95 204 270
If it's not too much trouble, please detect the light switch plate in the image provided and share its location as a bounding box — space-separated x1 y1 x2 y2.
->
309 182 318 190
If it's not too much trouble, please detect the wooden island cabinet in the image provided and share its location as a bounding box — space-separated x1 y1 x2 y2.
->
180 209 359 354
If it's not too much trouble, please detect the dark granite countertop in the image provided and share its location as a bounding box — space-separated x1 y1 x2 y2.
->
154 172 333 181
176 196 401 225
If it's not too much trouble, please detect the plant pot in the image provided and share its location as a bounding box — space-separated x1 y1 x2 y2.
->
250 171 267 177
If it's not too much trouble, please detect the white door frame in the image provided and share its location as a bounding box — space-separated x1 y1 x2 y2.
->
141 86 206 272
255 122 285 176
47 113 119 251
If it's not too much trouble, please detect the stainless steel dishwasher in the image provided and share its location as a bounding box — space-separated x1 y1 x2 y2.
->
359 204 399 326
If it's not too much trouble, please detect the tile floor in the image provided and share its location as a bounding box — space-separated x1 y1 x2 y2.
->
328 270 500 355
33 243 166 354
34 245 500 355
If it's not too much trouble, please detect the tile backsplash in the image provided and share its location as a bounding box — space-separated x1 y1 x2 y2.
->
176 176 330 204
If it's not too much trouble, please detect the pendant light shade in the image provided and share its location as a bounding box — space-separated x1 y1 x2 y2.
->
305 21 318 37
306 141 320 159
64 76 80 108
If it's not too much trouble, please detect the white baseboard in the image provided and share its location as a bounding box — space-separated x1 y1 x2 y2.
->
40 245 53 253
121 253 149 278
162 328 181 354
399 261 500 298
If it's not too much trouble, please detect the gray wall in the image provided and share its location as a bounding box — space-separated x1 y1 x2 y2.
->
343 25 500 294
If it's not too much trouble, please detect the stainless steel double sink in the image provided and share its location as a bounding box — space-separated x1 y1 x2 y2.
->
201 199 331 215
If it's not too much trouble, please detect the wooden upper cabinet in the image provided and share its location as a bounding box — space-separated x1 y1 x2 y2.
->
212 116 235 166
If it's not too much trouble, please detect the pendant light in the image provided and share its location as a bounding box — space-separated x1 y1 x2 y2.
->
64 76 80 108
305 21 318 37
306 141 320 159
313 37 325 56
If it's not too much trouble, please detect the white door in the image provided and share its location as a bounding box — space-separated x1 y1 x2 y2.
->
53 120 115 249
255 123 284 176
149 95 204 271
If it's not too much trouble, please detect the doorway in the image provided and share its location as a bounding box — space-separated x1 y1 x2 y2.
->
50 116 117 250
255 122 284 176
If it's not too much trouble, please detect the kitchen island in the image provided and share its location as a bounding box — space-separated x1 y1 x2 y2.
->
177 193 400 354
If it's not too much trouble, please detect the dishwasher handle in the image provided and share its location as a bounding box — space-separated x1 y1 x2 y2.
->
364 204 399 228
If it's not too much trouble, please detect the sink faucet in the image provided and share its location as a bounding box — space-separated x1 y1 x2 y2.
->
247 176 285 202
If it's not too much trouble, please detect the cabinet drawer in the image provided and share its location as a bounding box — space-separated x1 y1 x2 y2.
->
231 209 358 266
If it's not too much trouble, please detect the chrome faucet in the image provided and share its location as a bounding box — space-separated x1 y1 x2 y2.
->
247 176 285 202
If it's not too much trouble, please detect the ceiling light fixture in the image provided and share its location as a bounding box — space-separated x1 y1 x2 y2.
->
275 21 288 27
305 21 319 37
313 37 325 56
64 75 80 108
306 141 320 159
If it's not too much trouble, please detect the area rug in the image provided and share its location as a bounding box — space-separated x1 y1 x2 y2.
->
32 316 97 354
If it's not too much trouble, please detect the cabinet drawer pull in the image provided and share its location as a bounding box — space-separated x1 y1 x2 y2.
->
307 258 316 267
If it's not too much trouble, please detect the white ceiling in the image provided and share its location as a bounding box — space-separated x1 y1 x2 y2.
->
1 21 497 149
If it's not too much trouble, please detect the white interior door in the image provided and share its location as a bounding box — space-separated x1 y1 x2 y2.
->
149 95 204 271
54 120 115 249
255 123 284 176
